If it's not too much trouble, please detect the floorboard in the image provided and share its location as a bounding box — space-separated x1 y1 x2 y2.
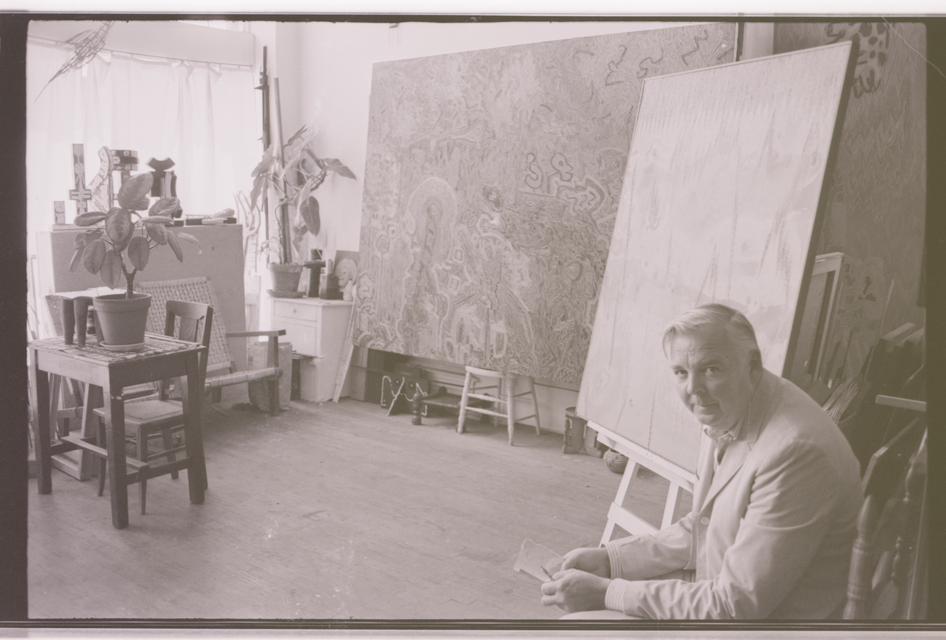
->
28 398 668 620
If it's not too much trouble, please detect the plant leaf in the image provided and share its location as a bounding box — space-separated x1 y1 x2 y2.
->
251 145 275 178
68 245 85 272
117 174 153 210
249 174 267 212
166 231 184 262
298 195 320 237
105 208 134 251
127 235 150 270
142 216 173 225
74 212 107 227
177 232 199 244
100 249 123 288
149 197 181 218
82 238 106 274
146 221 168 245
322 158 357 180
284 124 308 147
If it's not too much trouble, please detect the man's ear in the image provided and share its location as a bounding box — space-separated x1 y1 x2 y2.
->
749 349 763 374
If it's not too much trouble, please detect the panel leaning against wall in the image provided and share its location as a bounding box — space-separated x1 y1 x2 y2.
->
354 24 737 386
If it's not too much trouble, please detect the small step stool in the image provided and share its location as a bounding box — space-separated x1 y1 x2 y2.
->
457 366 541 446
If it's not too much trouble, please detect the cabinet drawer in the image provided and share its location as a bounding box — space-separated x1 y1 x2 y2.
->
281 318 322 357
274 300 321 324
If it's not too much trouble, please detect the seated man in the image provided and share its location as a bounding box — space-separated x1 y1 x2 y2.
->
541 303 862 619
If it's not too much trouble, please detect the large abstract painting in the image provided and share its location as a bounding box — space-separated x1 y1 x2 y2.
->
577 43 852 472
353 24 737 386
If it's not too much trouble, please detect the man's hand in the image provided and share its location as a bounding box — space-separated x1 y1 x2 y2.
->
561 547 611 578
540 569 610 612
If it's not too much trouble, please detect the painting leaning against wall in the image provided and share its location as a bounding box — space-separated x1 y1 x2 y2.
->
354 24 737 386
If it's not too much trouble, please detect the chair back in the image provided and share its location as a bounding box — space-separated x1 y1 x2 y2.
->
843 418 927 619
139 277 232 376
162 300 213 395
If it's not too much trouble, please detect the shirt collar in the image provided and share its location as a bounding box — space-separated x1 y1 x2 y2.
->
702 421 742 444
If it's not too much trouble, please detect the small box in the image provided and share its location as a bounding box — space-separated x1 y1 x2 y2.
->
53 201 66 225
299 356 335 403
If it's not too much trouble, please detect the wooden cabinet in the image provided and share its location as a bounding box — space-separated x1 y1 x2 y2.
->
271 298 353 402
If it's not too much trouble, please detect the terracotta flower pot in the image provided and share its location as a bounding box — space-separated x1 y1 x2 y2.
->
270 263 304 295
92 293 152 347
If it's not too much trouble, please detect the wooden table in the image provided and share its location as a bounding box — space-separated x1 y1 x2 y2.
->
30 333 207 529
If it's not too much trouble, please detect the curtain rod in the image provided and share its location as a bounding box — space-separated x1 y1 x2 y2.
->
27 33 255 70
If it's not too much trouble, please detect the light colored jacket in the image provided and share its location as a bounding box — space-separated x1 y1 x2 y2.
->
603 370 862 619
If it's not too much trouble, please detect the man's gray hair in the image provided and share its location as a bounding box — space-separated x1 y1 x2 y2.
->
662 303 762 366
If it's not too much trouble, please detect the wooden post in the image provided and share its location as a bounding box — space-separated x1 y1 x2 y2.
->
68 144 93 217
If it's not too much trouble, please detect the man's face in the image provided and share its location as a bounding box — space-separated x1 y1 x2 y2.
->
668 324 759 431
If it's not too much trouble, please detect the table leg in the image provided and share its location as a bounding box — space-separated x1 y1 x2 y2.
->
182 353 207 501
31 349 52 494
104 383 129 529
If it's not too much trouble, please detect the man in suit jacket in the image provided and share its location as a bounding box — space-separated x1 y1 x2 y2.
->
541 303 862 619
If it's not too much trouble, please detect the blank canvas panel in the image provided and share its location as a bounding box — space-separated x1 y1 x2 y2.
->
577 42 852 472
353 24 737 387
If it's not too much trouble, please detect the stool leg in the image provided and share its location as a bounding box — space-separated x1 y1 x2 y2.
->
96 416 107 497
457 370 472 434
530 376 541 435
137 427 148 515
505 375 515 446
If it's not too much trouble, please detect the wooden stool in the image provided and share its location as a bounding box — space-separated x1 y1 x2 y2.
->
457 366 541 446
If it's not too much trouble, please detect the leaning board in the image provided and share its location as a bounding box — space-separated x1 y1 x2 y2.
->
577 42 852 473
353 24 737 387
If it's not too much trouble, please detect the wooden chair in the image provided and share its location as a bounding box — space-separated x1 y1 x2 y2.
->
843 407 927 620
456 366 541 446
93 300 213 514
138 277 285 414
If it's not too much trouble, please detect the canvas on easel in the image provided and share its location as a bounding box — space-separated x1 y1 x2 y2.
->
577 42 854 540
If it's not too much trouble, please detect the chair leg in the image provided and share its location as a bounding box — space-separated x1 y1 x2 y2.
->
96 416 107 497
268 378 280 415
457 370 472 434
137 427 148 515
530 376 541 435
162 428 179 480
505 375 515 446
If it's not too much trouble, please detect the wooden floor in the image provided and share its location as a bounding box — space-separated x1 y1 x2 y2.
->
28 398 666 620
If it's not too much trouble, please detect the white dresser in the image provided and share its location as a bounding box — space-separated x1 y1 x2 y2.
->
271 297 353 402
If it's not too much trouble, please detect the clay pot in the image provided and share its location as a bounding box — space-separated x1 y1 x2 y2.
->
92 293 152 346
604 449 629 474
270 263 304 295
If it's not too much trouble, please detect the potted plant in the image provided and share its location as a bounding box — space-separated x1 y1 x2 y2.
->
250 124 357 295
68 172 196 347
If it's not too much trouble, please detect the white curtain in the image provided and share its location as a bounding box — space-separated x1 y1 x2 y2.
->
26 35 260 336
27 39 259 234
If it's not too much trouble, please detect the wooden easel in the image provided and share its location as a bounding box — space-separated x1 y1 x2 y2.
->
590 421 699 543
